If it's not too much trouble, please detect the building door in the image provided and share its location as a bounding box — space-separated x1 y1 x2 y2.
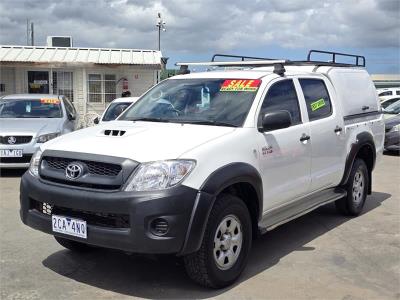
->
53 71 74 102
28 71 49 93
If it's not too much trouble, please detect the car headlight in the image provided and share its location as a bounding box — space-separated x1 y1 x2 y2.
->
124 160 196 191
36 132 60 143
389 124 400 132
29 149 43 177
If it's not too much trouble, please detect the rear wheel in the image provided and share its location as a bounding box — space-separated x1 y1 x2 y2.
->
184 194 252 288
54 236 94 252
336 158 369 216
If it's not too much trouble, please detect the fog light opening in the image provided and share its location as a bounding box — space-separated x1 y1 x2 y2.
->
150 218 169 236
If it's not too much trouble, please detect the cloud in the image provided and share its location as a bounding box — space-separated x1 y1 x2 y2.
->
0 0 398 54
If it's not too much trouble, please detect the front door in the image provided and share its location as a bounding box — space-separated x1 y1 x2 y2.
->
257 78 311 211
28 71 49 94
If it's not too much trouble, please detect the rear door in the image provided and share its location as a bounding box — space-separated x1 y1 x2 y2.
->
297 77 346 192
256 78 311 211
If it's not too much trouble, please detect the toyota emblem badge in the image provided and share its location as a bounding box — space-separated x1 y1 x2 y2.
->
7 136 16 145
65 163 83 180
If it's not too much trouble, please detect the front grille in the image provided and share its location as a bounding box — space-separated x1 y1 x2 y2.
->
0 136 32 145
0 155 32 164
43 156 122 176
40 175 121 190
31 199 130 228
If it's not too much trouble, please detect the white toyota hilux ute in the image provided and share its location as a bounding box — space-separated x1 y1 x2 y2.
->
20 50 384 288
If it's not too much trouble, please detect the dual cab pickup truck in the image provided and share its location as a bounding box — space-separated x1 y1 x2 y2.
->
20 50 384 288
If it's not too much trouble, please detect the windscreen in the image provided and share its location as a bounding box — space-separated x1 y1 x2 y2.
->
0 98 62 118
119 79 261 127
102 102 132 121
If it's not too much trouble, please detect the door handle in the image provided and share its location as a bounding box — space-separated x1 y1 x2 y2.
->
362 105 370 111
300 134 310 142
334 126 343 133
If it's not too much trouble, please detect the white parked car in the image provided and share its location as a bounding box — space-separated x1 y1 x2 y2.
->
20 51 384 288
0 94 79 168
94 97 139 124
377 88 400 102
381 96 400 110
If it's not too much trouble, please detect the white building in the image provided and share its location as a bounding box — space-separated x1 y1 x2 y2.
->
0 45 162 116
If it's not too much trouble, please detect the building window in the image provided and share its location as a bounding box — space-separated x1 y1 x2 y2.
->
53 71 74 101
87 74 116 103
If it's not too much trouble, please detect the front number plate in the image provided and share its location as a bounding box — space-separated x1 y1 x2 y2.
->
52 215 87 239
0 149 23 157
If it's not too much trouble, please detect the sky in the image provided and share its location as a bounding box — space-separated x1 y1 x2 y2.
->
0 0 399 73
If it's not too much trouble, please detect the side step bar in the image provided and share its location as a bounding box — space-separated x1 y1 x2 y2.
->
258 188 347 234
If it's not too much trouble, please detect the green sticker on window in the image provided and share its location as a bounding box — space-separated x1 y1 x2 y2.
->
310 98 326 111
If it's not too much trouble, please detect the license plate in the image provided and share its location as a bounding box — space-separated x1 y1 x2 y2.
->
0 149 23 157
52 215 87 239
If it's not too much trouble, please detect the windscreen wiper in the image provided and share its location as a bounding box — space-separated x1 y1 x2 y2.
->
130 117 170 123
178 119 237 127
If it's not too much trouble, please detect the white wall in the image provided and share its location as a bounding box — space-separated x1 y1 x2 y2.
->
0 67 16 96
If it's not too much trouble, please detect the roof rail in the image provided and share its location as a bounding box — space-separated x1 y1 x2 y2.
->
307 50 366 67
211 54 275 62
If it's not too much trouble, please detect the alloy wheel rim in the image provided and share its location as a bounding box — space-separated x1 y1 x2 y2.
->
213 214 243 270
352 169 365 205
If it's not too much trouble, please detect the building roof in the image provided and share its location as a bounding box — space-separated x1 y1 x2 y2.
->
0 45 162 66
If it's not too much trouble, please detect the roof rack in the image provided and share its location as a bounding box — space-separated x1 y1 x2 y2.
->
176 49 366 75
307 50 365 67
211 54 275 62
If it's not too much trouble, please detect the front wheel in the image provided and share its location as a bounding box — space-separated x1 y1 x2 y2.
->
336 158 369 216
184 194 252 288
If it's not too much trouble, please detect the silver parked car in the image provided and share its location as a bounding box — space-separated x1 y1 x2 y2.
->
0 94 79 168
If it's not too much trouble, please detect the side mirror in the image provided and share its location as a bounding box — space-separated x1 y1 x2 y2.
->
67 113 76 121
93 117 99 125
259 110 292 132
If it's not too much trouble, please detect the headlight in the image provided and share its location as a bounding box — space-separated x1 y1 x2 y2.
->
29 149 43 177
124 160 195 191
389 124 400 132
36 132 60 143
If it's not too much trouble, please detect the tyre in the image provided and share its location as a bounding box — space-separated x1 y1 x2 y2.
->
336 158 369 216
184 193 252 288
54 236 94 252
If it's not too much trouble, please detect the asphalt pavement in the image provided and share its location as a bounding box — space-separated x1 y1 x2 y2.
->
0 153 399 300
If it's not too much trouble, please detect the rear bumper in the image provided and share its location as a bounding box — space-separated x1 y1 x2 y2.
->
20 172 214 254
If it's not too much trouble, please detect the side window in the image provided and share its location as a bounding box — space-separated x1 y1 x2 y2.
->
379 91 392 96
299 79 332 121
259 79 301 126
396 91 400 95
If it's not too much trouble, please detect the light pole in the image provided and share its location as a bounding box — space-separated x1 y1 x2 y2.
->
156 12 166 51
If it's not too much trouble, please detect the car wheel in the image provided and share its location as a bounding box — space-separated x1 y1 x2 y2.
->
184 193 252 288
54 236 94 252
336 158 369 216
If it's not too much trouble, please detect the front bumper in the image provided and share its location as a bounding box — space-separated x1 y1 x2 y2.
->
20 172 213 254
384 131 400 151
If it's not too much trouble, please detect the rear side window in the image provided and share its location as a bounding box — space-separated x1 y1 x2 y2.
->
299 79 332 121
259 79 301 126
396 91 400 95
379 91 392 96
